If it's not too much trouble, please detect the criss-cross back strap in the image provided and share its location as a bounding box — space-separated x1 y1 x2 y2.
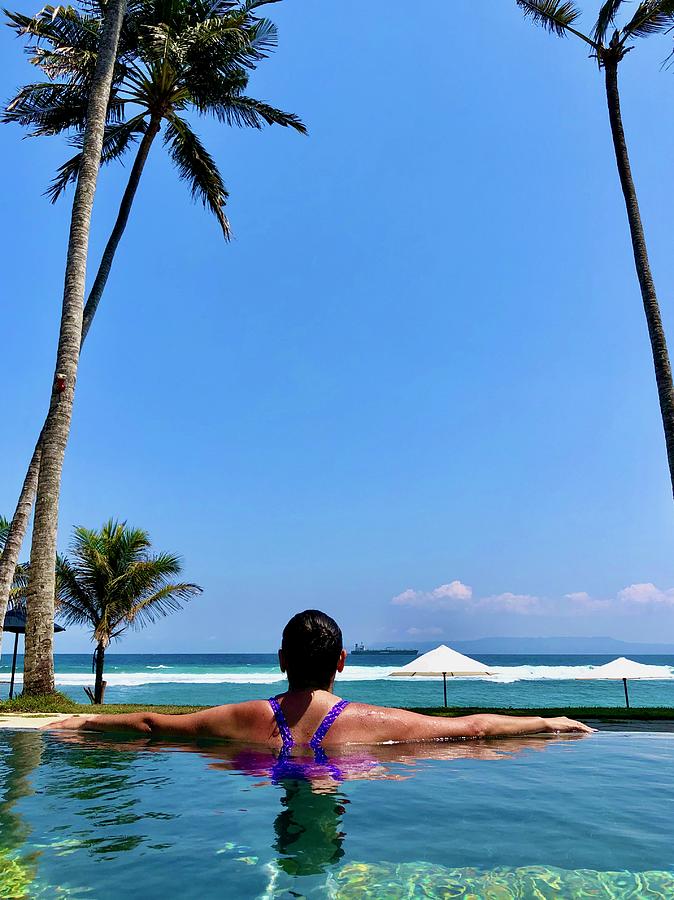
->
309 699 350 751
268 697 294 750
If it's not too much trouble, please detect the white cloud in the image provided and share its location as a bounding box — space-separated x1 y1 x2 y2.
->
432 581 473 601
392 581 473 609
565 591 592 604
564 591 610 611
407 626 442 637
617 583 674 606
392 579 674 619
480 592 541 614
391 581 536 614
391 589 421 606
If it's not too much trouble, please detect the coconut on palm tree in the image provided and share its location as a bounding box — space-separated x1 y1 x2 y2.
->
516 0 674 498
0 0 304 686
56 520 202 704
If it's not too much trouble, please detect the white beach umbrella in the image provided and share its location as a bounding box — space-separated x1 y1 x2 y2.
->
580 657 674 708
389 644 494 707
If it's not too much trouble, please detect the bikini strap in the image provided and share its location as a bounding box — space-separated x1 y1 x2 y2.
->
268 697 294 751
309 699 350 751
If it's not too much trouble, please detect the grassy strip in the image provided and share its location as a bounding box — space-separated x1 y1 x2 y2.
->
0 693 204 715
2 695 674 721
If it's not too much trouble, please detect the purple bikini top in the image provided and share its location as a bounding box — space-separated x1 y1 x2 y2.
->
268 696 350 782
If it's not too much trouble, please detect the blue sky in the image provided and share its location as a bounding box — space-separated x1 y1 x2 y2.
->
3 1 674 652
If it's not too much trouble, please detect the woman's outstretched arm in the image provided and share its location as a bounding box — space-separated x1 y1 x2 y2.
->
347 706 594 743
45 702 264 740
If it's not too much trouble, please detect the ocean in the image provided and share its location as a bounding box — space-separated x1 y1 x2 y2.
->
2 652 673 707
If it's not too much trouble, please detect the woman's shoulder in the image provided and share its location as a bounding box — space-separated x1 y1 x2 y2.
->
341 701 410 728
195 699 273 727
345 701 406 715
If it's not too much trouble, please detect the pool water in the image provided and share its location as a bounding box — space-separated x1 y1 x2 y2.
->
0 731 672 898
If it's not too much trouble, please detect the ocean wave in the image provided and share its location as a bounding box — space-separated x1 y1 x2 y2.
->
4 662 671 688
5 665 393 687
489 663 674 683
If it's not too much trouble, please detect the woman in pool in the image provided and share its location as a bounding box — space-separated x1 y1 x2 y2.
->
51 610 593 743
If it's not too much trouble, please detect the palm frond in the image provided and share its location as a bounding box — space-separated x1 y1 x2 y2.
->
0 516 9 552
183 61 302 131
47 115 146 202
106 554 184 606
247 16 278 57
30 45 100 81
195 84 306 132
1 516 30 606
55 522 201 646
5 5 102 51
140 21 183 63
179 22 264 76
8 562 28 607
179 16 253 52
594 0 625 43
123 581 202 631
164 114 231 239
2 81 124 135
55 554 101 628
516 0 583 35
3 82 86 133
621 0 674 37
242 0 282 10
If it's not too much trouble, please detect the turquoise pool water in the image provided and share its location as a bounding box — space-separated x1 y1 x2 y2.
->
0 731 672 897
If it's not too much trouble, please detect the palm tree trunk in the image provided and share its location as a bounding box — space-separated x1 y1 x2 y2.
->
82 115 161 340
0 118 159 658
604 58 674 498
0 436 43 619
22 0 128 696
93 643 106 704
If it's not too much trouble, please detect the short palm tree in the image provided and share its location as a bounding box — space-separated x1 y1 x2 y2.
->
55 520 202 703
0 0 304 687
516 1 674 498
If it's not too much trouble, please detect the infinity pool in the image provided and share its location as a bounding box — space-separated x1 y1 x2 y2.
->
0 731 672 897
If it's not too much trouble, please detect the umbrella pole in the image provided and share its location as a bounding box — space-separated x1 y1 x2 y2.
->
623 678 630 709
443 672 447 708
9 632 18 700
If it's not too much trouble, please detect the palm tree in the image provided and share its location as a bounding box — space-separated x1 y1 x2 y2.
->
55 520 202 703
11 0 128 696
516 1 674 498
0 0 305 682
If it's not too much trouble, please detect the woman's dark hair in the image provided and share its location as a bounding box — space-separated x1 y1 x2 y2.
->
281 610 343 690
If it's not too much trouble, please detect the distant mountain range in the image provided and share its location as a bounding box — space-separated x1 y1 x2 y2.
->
384 636 674 655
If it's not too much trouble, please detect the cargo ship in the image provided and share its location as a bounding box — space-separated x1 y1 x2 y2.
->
351 643 417 656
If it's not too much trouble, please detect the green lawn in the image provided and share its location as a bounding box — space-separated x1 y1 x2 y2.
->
1 693 673 721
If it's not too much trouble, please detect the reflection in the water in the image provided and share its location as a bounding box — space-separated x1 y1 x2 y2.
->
46 731 586 879
0 731 43 897
43 733 175 858
273 778 347 876
1 728 671 898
